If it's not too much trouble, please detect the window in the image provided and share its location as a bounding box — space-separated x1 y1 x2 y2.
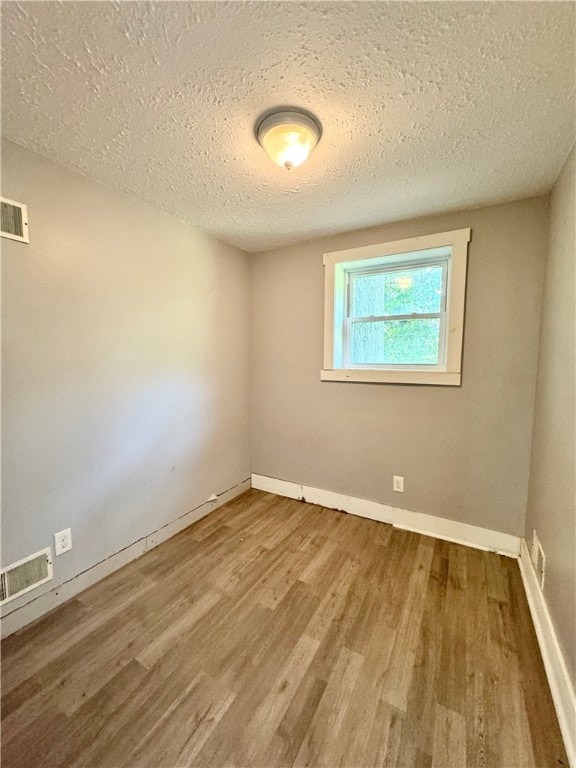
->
322 228 471 385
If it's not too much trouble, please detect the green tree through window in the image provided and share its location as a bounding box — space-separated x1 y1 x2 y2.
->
349 265 444 365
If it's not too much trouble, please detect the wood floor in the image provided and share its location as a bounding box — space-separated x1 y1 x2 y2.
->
1 490 568 768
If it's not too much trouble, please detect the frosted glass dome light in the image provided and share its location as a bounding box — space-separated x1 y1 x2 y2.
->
256 109 321 170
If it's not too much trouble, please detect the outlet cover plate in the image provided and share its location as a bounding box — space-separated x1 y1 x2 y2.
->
393 475 404 493
54 528 72 556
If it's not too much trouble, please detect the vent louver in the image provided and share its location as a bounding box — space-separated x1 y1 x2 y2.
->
1 197 29 243
1 549 53 605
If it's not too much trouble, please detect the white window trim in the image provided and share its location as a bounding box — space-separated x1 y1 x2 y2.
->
322 227 471 386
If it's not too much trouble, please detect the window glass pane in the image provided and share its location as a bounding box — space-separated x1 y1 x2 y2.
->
350 318 440 365
351 264 443 317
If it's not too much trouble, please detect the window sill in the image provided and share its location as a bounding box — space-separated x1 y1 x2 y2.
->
320 368 461 386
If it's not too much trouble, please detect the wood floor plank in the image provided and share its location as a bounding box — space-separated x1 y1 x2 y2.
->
488 595 536 768
432 703 467 768
400 540 449 759
0 704 69 768
68 666 204 767
260 670 327 766
240 632 321 763
1 599 89 694
38 660 149 768
380 539 435 712
136 587 225 668
292 645 365 768
437 543 468 718
324 621 397 766
464 548 492 768
119 671 236 768
1 489 568 768
365 700 405 768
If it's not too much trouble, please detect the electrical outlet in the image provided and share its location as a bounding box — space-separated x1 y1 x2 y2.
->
393 475 404 493
54 528 72 556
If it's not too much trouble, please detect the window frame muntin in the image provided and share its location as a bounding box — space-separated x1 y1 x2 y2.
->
321 228 471 386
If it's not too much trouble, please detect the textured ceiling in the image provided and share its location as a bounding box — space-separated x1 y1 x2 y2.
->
2 2 575 252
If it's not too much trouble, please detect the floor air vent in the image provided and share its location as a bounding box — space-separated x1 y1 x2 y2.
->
1 197 29 243
1 548 53 605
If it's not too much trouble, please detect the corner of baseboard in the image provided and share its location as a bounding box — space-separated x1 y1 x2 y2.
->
518 538 576 767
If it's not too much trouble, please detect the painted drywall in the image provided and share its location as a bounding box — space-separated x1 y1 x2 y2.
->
526 147 576 688
2 2 574 252
251 197 548 537
1 138 251 614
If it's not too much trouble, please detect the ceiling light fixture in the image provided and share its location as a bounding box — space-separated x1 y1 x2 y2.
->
256 108 321 170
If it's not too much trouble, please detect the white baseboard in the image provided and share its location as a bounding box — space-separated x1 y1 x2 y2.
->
252 474 520 558
518 538 576 768
1 478 251 638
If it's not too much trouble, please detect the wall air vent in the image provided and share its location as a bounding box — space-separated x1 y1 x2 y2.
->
1 548 53 605
1 196 29 243
531 530 546 590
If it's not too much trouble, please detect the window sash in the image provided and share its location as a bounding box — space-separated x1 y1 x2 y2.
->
343 259 449 369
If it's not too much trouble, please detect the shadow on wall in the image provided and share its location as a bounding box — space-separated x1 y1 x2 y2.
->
1 171 250 589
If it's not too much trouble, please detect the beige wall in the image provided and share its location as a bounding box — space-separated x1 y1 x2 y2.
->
1 139 251 610
4 134 569 660
526 147 576 687
251 197 549 537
